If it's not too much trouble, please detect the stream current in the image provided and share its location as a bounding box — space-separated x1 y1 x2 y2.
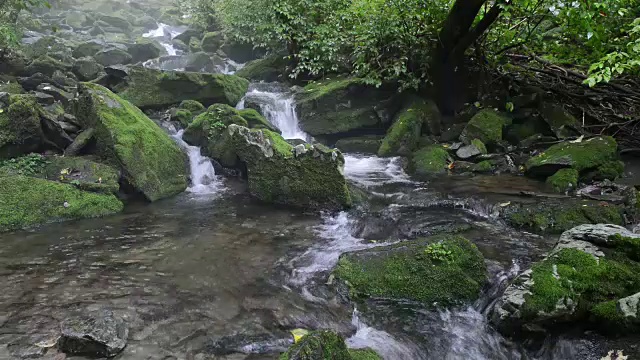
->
0 24 630 360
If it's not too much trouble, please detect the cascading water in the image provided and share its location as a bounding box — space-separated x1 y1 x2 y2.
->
163 121 223 195
237 83 309 140
142 23 186 56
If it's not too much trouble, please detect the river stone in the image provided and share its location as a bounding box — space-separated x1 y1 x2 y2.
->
539 103 581 139
378 98 438 157
618 292 640 319
112 66 249 109
456 143 483 159
57 309 128 357
295 77 400 137
73 39 108 58
76 82 188 201
73 57 104 81
460 109 510 146
126 39 166 63
99 14 132 32
280 330 350 360
94 48 133 67
0 94 45 159
525 136 619 178
556 224 640 251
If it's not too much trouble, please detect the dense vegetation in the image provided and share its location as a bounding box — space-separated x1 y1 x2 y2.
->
183 0 639 93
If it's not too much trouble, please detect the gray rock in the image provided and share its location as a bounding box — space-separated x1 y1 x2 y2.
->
99 14 132 33
185 52 214 72
73 57 104 81
65 128 95 156
37 83 73 106
618 292 640 319
33 91 55 106
556 223 640 252
94 48 132 67
126 40 165 63
57 309 128 358
18 72 52 91
456 143 483 159
73 39 108 58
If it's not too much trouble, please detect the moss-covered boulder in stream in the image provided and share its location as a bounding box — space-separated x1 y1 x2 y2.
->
492 224 640 335
112 66 249 109
460 109 510 146
408 145 451 178
295 77 400 137
225 125 352 209
77 83 188 201
503 198 626 234
235 55 290 82
38 156 121 195
378 99 439 157
334 235 487 307
280 330 350 360
0 94 45 159
546 168 578 193
0 175 123 232
525 136 620 179
335 136 384 154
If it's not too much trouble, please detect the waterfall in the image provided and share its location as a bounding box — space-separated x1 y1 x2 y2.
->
142 23 186 56
237 84 309 140
163 122 223 195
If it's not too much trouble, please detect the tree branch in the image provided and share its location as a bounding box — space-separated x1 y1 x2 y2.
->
452 2 504 59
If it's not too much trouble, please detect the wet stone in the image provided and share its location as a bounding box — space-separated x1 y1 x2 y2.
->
57 309 128 358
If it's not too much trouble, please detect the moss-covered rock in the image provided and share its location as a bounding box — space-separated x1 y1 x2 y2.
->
279 330 350 360
0 175 123 232
0 81 25 94
188 37 202 53
235 55 289 82
73 56 104 81
334 235 487 306
201 31 224 53
237 108 279 132
503 199 625 234
539 103 581 139
94 48 133 67
525 136 619 178
126 39 166 63
36 155 120 195
227 125 351 209
408 146 450 178
172 109 193 129
296 77 399 137
349 349 383 360
546 168 578 193
179 99 205 113
76 83 188 201
378 99 438 157
335 136 384 154
25 55 72 77
113 66 249 109
460 109 510 146
0 94 45 159
492 224 640 335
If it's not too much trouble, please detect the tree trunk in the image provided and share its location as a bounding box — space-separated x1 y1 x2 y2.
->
432 0 504 115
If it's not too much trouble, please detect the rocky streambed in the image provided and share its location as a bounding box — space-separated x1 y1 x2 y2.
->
1 0 640 359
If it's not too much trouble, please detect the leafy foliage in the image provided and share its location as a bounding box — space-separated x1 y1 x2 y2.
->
0 0 51 54
0 153 48 176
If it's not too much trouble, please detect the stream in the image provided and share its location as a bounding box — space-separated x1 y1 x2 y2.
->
0 24 627 360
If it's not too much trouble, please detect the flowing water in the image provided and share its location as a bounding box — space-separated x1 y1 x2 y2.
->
0 75 627 358
142 23 185 56
237 83 309 141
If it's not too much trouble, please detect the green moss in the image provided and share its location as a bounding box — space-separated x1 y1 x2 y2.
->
594 160 625 181
0 94 44 159
279 330 350 360
0 81 24 94
300 77 364 102
173 109 193 128
114 66 249 109
349 349 383 360
237 108 278 132
461 109 509 145
523 248 640 322
474 160 493 173
609 234 640 262
38 156 121 195
334 235 487 306
505 200 624 234
546 168 578 193
228 126 350 209
179 100 205 113
77 83 188 202
201 31 223 53
409 146 450 177
378 99 432 157
0 175 123 232
471 138 487 154
526 136 619 177
235 55 289 81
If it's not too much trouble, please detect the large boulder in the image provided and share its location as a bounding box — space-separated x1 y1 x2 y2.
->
334 235 487 306
201 31 224 53
408 146 451 178
111 66 249 109
73 57 105 81
99 14 132 33
73 39 108 59
25 55 72 77
539 103 581 139
335 136 383 154
0 94 45 159
76 83 188 201
126 39 166 63
295 77 400 137
525 136 621 180
37 156 121 195
57 309 128 358
492 224 640 335
378 99 439 157
235 55 289 82
460 109 510 146
0 175 123 232
94 48 133 67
